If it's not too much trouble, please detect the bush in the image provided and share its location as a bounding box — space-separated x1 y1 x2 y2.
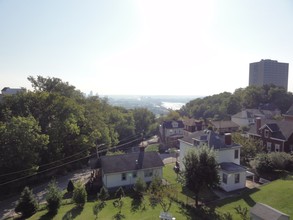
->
252 152 293 175
72 181 87 207
133 177 146 198
15 186 38 218
46 180 63 213
67 179 75 193
269 152 293 170
98 186 109 201
251 153 273 174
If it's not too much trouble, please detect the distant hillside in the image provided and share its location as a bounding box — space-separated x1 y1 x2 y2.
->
180 85 293 120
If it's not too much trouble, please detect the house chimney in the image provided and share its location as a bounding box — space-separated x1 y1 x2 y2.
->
256 117 261 134
224 133 232 145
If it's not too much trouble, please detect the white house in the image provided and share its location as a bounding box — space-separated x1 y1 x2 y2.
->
100 150 164 189
179 130 247 192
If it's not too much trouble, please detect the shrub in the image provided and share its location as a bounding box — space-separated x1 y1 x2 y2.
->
98 186 109 201
72 181 87 207
46 180 63 213
67 179 75 193
15 186 38 218
252 153 273 174
133 177 146 198
269 152 293 170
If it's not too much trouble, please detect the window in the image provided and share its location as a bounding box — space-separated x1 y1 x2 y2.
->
235 173 240 184
267 142 271 153
144 170 153 177
264 130 270 138
121 173 127 181
132 171 137 178
222 173 227 184
234 149 239 159
275 144 280 152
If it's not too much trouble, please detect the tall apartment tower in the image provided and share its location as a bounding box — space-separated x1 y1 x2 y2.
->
249 59 289 91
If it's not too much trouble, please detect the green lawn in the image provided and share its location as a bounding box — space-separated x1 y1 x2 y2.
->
29 164 293 219
211 178 293 219
27 163 200 220
145 144 159 152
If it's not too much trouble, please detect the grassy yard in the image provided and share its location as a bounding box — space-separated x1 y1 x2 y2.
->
145 143 159 152
210 178 293 219
27 163 202 220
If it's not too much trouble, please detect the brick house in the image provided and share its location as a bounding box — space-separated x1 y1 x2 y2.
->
248 117 293 153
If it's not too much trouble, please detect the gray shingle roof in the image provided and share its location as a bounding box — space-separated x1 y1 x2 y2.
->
250 203 289 220
249 119 293 140
219 162 246 173
210 120 239 129
180 130 240 150
162 120 184 129
101 151 164 174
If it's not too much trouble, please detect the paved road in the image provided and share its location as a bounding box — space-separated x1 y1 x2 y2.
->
0 168 91 220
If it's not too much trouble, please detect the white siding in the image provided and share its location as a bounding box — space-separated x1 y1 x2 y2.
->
180 140 241 166
219 170 246 192
103 167 163 188
216 147 241 165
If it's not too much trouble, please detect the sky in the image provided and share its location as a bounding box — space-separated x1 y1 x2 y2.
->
0 0 292 96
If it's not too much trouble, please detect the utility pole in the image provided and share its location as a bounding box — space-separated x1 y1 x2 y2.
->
96 143 105 158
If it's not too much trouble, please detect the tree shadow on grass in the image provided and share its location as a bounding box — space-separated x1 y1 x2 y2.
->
62 205 84 220
175 199 221 220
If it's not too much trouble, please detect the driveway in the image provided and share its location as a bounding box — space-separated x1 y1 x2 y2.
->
0 167 91 220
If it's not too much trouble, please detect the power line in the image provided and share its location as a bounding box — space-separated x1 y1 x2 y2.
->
0 133 143 177
0 137 143 186
0 149 88 177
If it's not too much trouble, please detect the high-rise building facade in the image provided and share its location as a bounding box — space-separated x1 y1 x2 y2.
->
249 59 289 91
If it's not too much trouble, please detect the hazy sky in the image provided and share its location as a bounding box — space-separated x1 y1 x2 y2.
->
1 0 292 96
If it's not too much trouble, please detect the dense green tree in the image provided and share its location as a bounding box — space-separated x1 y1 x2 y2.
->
132 108 156 136
15 186 38 218
232 133 263 165
27 75 83 100
46 180 63 213
180 85 293 120
182 145 220 207
0 116 49 174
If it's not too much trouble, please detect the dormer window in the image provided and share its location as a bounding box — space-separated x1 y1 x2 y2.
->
172 122 178 128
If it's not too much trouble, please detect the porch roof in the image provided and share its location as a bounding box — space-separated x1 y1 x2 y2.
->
219 162 246 173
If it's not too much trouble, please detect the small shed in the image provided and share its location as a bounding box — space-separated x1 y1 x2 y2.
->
250 203 290 220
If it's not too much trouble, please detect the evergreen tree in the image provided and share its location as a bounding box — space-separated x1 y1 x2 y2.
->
15 187 38 218
67 180 75 193
72 181 87 207
46 180 63 213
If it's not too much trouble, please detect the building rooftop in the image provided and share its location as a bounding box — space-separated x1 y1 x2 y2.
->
180 130 240 150
250 203 289 220
100 151 164 174
219 162 246 173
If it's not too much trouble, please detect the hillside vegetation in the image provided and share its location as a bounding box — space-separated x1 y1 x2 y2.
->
180 85 293 120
